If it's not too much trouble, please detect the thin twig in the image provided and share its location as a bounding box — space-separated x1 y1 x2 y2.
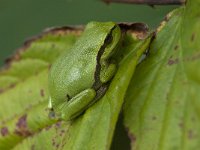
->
102 0 185 5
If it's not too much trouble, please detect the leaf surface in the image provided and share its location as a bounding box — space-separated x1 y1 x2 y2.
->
0 27 81 149
0 23 151 150
124 0 200 149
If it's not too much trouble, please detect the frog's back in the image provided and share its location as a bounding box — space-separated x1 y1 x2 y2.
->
49 22 116 104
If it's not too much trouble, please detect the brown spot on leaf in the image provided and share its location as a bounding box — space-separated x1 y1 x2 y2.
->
168 58 179 66
0 83 17 94
35 71 39 76
164 12 172 22
156 20 166 33
4 53 21 69
188 130 195 139
56 144 60 148
59 129 66 137
191 33 195 42
192 53 200 61
22 26 82 50
52 140 56 146
0 120 6 125
16 114 27 128
61 129 65 133
31 144 35 150
55 122 62 128
128 131 136 144
174 45 179 50
48 64 52 70
14 114 32 137
1 127 9 136
184 52 200 62
61 143 66 149
0 89 4 94
9 83 16 89
152 116 157 120
40 89 45 97
178 122 184 128
45 125 52 131
44 26 83 36
52 138 59 148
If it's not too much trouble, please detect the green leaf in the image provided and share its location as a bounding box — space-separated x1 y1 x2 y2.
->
124 0 200 150
0 24 151 149
0 27 81 149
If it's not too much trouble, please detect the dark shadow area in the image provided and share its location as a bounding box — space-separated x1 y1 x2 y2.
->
111 113 130 150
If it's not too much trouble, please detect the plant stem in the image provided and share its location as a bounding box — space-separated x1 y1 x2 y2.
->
102 0 185 5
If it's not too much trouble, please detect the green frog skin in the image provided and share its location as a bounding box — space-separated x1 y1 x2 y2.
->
48 22 121 121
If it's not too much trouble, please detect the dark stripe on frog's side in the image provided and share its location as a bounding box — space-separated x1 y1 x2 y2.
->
92 25 116 91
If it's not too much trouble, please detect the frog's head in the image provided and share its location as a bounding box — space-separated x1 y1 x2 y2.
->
101 24 121 61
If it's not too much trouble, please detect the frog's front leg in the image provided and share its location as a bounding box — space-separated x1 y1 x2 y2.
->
100 63 117 83
58 89 96 121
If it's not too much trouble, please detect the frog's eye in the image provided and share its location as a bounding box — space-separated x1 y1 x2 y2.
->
101 26 121 60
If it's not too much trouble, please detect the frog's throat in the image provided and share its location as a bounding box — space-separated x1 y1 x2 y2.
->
92 25 117 91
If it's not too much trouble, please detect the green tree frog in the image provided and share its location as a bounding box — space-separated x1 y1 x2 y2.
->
48 22 121 120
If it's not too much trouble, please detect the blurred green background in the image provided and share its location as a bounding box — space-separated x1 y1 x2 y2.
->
0 0 177 67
